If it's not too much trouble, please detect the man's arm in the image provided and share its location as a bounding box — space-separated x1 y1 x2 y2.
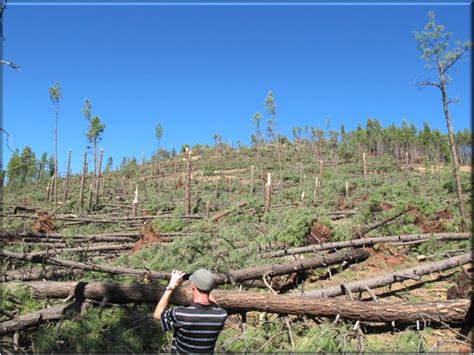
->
153 270 186 320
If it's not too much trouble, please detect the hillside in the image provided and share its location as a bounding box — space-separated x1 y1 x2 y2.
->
1 132 472 352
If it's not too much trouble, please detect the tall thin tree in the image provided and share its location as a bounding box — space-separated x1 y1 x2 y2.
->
414 11 471 230
48 81 62 205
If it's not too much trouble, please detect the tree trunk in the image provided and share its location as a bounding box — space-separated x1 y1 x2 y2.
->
54 104 58 207
303 252 471 298
95 148 104 206
79 151 87 211
264 173 272 212
438 79 467 230
184 150 192 215
211 201 247 222
265 232 470 258
62 149 71 204
11 281 470 324
0 304 75 335
0 248 369 285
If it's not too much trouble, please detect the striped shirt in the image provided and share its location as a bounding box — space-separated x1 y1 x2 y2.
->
161 303 227 354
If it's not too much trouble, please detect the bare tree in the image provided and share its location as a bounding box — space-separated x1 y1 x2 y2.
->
48 82 62 206
414 11 471 231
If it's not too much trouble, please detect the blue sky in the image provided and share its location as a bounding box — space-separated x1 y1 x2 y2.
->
2 2 471 173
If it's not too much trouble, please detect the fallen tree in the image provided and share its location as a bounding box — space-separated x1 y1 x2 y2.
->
0 303 77 335
0 248 369 285
27 244 133 257
4 281 469 325
211 201 247 222
265 232 471 258
213 249 369 284
302 252 471 298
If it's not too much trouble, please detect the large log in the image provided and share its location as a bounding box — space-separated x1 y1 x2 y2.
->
0 304 77 335
0 248 369 285
8 281 469 325
302 252 471 297
0 231 139 243
265 233 471 258
27 244 133 257
211 201 247 222
213 249 369 284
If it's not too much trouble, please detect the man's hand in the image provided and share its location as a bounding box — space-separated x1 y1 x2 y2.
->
168 270 186 290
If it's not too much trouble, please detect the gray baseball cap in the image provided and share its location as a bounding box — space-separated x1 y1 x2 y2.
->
189 268 216 291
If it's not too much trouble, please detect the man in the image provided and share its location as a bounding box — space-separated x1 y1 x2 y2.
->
154 269 227 354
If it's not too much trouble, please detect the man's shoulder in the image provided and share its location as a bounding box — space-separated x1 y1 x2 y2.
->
178 303 227 316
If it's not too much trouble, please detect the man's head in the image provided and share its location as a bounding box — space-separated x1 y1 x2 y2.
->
189 268 216 295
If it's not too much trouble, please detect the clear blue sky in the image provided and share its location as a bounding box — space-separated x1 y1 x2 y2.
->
3 2 471 174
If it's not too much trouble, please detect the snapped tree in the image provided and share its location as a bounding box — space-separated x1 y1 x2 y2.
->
414 11 471 230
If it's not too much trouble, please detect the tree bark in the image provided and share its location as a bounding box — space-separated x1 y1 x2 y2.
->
95 147 104 206
265 232 470 258
1 248 369 285
79 151 87 211
62 149 72 204
213 249 369 284
184 150 192 215
9 281 470 324
302 252 471 297
211 201 247 222
438 76 467 231
0 303 77 335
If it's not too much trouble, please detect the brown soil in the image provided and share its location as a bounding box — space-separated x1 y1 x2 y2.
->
306 222 331 244
129 223 162 255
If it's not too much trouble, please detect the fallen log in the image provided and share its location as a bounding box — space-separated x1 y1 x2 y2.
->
0 248 369 285
213 249 370 284
355 207 412 237
0 303 78 335
2 268 73 282
211 201 247 222
302 252 471 298
0 232 139 243
27 244 133 257
8 281 469 325
0 249 171 280
265 232 471 258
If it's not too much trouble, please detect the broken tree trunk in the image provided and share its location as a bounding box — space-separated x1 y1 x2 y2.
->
184 149 192 215
211 201 247 222
10 281 470 325
79 151 87 211
264 173 272 212
2 268 72 282
250 165 255 196
302 252 471 297
0 303 78 335
1 248 368 285
26 243 133 257
0 231 139 243
265 232 470 258
213 248 369 284
355 207 413 237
